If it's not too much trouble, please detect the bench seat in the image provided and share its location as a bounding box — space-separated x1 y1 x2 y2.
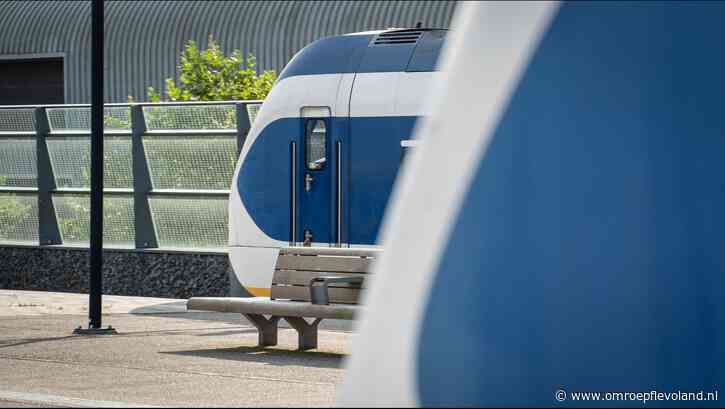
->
187 247 378 350
187 296 358 320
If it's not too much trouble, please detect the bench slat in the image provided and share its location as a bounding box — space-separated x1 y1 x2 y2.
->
275 254 371 273
187 297 358 320
271 285 361 304
280 247 381 257
273 270 367 288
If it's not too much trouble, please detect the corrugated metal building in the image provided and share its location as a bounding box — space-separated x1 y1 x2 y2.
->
0 1 457 104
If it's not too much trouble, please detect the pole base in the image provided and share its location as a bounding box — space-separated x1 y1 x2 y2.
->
73 326 118 335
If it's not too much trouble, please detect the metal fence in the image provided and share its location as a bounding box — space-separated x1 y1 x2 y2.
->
0 100 262 251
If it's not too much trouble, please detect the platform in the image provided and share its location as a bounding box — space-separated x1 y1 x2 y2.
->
0 290 354 407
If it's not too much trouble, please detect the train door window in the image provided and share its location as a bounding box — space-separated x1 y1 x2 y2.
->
305 119 327 170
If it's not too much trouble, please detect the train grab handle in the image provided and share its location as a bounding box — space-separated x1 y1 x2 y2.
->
290 141 297 246
336 140 342 247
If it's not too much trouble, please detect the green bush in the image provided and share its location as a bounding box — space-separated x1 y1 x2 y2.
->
146 35 276 102
137 35 267 192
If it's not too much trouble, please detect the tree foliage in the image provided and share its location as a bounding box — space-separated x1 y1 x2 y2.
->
147 35 276 102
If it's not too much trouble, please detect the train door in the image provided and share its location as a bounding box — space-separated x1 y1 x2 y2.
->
298 107 332 246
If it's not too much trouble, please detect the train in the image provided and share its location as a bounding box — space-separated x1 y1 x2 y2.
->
229 27 447 296
341 1 725 406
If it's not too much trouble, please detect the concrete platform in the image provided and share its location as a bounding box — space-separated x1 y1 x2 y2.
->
0 290 355 407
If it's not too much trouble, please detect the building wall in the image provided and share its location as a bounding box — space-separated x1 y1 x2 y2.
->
0 0 457 103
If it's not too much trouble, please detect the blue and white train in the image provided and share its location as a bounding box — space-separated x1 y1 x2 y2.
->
229 27 446 295
341 1 725 407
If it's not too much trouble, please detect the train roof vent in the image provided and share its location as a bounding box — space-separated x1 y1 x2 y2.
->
372 29 424 46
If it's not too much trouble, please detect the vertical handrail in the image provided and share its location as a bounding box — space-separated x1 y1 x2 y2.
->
291 141 297 246
336 141 342 247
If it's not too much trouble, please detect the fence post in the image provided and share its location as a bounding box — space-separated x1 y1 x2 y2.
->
35 107 62 245
131 105 158 249
229 102 252 297
235 102 252 156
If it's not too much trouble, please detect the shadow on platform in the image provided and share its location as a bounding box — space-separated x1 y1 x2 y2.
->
130 302 356 332
0 335 76 349
162 346 345 369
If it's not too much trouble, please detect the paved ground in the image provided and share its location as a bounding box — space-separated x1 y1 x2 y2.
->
0 290 356 407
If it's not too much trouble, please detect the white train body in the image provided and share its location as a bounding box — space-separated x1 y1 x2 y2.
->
229 29 446 295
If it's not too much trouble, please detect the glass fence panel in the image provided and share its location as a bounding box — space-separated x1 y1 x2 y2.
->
143 135 236 190
0 138 38 187
53 194 134 246
143 104 236 130
46 136 132 188
149 196 228 248
0 108 35 132
46 106 131 132
0 193 39 244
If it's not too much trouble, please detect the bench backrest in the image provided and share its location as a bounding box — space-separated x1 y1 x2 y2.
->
271 247 379 304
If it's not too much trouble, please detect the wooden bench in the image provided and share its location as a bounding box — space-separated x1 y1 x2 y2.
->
187 247 378 350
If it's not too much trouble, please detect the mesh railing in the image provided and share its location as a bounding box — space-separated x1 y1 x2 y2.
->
0 193 39 243
0 138 38 188
0 100 260 250
143 104 237 130
247 103 262 124
0 108 36 132
149 195 229 249
53 194 135 246
46 136 133 189
143 135 237 190
47 106 132 132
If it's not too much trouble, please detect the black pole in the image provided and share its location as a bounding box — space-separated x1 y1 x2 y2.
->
74 0 115 336
88 0 104 329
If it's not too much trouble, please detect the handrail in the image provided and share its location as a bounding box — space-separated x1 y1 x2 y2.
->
44 130 132 136
336 140 342 247
291 141 297 246
0 186 39 193
149 189 231 196
0 100 264 109
0 131 36 136
55 187 135 194
134 100 263 107
143 129 237 136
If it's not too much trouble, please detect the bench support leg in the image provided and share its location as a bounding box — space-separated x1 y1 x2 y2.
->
284 317 323 351
243 314 280 347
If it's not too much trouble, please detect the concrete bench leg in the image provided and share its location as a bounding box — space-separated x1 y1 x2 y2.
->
284 317 323 351
243 314 280 347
